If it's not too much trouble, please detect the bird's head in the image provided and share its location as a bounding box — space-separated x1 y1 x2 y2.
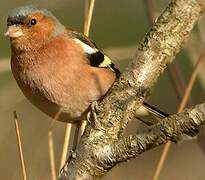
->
5 5 65 51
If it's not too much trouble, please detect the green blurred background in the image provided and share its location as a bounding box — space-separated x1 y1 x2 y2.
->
1 0 205 179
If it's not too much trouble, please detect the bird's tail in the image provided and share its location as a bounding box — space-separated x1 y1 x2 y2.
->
142 102 169 119
141 102 199 142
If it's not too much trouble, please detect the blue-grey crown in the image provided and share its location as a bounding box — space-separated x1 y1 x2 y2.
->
7 5 54 26
7 5 66 37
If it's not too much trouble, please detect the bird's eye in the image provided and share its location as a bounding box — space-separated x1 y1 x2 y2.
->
30 18 37 26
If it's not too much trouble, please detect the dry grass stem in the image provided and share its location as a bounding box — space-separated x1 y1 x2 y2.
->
48 109 63 132
14 111 28 180
48 131 57 180
83 0 95 36
60 123 72 169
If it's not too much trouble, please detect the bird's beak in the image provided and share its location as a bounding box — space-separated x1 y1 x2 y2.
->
4 25 24 38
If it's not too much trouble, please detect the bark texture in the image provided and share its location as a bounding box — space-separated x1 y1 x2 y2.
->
59 0 205 179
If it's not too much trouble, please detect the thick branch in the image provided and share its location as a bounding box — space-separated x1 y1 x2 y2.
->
106 103 205 163
59 1 205 179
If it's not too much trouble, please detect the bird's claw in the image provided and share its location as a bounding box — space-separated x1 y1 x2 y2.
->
87 111 91 123
91 101 100 122
91 101 99 113
66 150 77 163
70 150 77 159
87 101 100 124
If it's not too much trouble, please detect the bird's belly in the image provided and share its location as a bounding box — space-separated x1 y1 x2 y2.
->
12 62 115 123
16 79 90 123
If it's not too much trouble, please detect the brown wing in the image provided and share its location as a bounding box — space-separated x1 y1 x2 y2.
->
67 28 121 78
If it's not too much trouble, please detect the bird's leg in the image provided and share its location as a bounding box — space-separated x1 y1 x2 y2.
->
135 102 169 126
64 122 80 165
66 114 101 164
70 102 100 156
71 121 82 153
68 120 89 162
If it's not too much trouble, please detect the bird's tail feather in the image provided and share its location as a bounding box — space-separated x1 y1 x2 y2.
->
141 102 199 142
142 102 169 119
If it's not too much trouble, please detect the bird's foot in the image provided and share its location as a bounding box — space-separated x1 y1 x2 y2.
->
70 149 77 159
87 101 100 124
65 150 77 165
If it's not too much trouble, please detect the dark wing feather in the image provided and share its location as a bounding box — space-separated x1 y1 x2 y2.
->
67 28 121 78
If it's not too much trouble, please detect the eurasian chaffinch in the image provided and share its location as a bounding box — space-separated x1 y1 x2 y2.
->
5 5 167 124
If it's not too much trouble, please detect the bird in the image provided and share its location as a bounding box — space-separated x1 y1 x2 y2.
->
5 5 168 127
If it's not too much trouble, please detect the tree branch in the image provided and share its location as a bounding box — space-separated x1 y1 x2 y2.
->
58 0 205 179
106 103 205 164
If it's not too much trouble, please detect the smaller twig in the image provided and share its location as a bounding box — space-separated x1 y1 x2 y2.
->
79 120 87 138
83 0 95 36
167 64 191 103
144 0 158 26
48 131 57 180
72 122 82 151
152 142 171 180
60 122 83 170
110 103 205 163
60 124 72 169
178 50 205 111
47 108 72 172
48 109 62 132
195 21 205 152
13 111 28 180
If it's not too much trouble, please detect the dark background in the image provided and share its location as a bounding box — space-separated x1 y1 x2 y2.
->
0 0 205 179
